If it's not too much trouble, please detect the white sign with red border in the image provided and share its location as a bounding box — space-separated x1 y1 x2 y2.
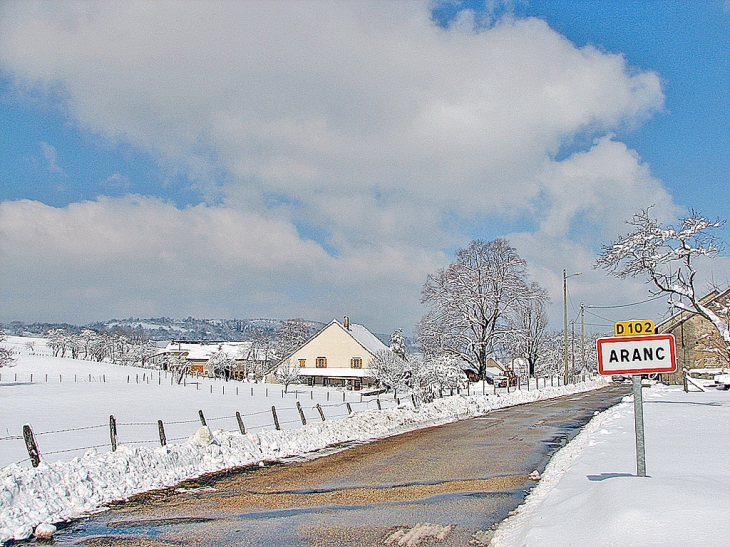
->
597 334 677 375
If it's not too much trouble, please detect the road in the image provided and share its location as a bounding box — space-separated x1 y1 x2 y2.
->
53 384 630 547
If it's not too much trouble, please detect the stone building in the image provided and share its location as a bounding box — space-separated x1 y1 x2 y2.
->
656 288 730 384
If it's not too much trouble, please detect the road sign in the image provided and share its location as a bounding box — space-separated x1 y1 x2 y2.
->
614 319 655 337
597 334 677 375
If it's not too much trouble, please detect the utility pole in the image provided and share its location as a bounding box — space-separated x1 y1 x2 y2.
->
571 320 576 382
563 269 568 385
581 303 585 373
563 270 582 384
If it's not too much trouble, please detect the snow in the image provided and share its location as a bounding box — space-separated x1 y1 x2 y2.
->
347 322 389 354
0 336 607 543
491 382 730 547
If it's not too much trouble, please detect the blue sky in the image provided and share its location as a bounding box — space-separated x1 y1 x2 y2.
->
0 1 728 333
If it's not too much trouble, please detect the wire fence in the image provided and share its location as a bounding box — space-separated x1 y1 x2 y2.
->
2 395 399 468
2 369 592 469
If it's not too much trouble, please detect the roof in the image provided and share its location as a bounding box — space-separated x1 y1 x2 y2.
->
160 341 273 362
347 322 389 355
657 288 730 333
282 319 389 361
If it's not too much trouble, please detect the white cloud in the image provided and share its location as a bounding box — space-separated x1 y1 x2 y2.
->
39 141 65 176
0 197 439 330
1 1 715 332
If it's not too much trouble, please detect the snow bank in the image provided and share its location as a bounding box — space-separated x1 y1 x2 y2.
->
0 377 608 542
490 383 730 547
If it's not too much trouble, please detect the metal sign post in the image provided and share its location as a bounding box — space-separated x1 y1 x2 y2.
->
632 375 646 477
598 326 677 478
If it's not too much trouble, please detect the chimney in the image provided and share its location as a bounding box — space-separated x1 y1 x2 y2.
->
343 316 350 330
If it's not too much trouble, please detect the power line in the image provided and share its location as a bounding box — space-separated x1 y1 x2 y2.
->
587 294 665 309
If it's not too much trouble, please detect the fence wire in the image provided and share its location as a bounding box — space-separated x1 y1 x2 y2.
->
2 388 407 468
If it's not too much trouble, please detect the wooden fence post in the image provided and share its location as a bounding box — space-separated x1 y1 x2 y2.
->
271 406 280 430
198 410 207 426
236 411 246 435
109 415 118 452
23 424 41 468
297 402 307 425
316 403 326 421
346 402 352 415
158 420 167 447
376 398 382 410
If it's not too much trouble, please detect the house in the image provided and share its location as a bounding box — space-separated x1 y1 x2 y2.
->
657 288 730 384
282 317 388 390
158 340 275 378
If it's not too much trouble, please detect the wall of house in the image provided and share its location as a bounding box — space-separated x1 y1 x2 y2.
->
662 314 727 384
288 323 375 386
290 324 371 369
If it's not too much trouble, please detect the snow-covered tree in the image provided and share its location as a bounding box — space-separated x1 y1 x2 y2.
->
596 209 729 360
24 341 35 355
275 318 311 359
274 357 301 392
0 330 6 342
535 331 566 378
418 238 543 379
370 349 411 393
207 350 237 379
245 327 276 380
504 283 549 376
389 328 407 360
0 347 16 368
413 355 466 400
536 330 602 379
46 328 70 357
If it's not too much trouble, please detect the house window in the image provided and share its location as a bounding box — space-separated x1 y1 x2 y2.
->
316 357 327 368
351 357 362 369
298 359 306 367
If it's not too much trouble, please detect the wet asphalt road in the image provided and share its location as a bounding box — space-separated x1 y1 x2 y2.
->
52 384 630 547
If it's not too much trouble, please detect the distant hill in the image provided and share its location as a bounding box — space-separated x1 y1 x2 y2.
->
1 317 408 348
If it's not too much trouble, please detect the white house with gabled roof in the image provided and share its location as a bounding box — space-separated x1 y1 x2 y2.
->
284 317 388 389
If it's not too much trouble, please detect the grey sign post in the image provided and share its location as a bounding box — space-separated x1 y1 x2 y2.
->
632 375 646 477
597 330 677 478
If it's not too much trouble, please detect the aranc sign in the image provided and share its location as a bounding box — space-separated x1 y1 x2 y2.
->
597 334 677 375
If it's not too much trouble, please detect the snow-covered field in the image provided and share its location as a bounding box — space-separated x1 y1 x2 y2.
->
0 336 607 543
491 382 730 547
0 336 392 469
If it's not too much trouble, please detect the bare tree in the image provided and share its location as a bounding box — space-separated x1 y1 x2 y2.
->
505 283 549 377
275 318 312 359
24 341 35 355
246 327 276 381
418 238 543 379
46 328 70 357
0 347 16 368
596 208 729 358
274 357 301 392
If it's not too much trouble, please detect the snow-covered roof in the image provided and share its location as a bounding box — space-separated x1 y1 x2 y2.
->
160 341 272 361
347 322 388 355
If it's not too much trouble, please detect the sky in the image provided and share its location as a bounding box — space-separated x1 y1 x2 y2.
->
1 0 728 335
